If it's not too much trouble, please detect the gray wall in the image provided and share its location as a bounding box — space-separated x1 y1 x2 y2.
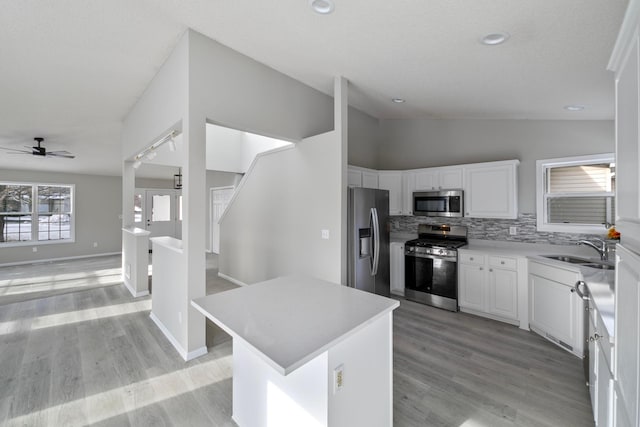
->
135 178 174 189
348 107 380 169
0 169 121 265
378 118 615 213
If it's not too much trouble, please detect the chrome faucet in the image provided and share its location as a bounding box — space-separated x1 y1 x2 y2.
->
577 238 608 261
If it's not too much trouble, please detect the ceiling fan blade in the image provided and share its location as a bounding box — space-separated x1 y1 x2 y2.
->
47 152 76 159
0 146 31 154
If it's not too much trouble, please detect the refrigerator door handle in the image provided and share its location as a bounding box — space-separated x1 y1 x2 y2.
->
371 207 380 276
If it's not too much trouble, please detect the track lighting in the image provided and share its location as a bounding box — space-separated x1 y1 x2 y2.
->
132 130 177 165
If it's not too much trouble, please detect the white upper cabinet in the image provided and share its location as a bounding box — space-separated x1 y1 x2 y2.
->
378 172 403 215
609 5 640 426
414 166 463 191
464 160 519 219
347 166 379 189
362 171 379 189
402 171 416 215
347 168 363 187
612 19 640 251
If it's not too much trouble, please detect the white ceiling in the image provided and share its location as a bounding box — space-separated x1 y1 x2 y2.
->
0 0 629 177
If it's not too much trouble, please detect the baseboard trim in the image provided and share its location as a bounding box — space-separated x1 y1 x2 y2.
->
149 312 208 361
123 280 149 298
0 251 121 268
218 272 248 287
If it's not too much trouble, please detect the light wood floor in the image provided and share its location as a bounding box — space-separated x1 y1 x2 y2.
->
0 255 593 426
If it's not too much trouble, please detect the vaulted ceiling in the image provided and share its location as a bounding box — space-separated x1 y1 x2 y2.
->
0 0 629 176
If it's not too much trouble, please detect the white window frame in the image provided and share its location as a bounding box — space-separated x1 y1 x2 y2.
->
536 153 615 234
0 181 76 247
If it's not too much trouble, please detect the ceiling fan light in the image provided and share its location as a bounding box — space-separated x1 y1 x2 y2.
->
481 32 510 46
310 0 334 14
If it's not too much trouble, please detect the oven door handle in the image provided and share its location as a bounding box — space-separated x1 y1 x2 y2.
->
406 253 457 263
370 207 380 276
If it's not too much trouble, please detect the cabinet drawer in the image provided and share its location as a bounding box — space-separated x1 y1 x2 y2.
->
489 256 517 270
459 252 485 265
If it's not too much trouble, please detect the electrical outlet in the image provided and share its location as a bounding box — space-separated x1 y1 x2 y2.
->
93 242 98 248
509 226 517 236
334 364 344 393
32 247 37 252
321 229 330 240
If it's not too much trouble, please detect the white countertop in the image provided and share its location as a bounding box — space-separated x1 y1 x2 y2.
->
122 227 151 236
150 236 183 253
191 275 399 375
390 232 417 244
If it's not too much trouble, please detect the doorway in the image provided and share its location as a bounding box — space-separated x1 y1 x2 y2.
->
134 188 182 245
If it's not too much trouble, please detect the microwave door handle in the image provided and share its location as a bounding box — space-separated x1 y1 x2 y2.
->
371 207 380 276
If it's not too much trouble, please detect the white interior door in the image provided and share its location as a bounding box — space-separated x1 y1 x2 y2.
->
145 190 177 240
210 186 235 253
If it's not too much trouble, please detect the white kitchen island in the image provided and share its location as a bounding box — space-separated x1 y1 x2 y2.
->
191 275 399 427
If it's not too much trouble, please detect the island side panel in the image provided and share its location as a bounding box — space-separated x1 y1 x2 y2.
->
232 339 329 427
327 312 393 427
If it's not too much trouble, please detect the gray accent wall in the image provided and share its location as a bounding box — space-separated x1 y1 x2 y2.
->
348 107 380 169
0 169 122 265
378 118 614 213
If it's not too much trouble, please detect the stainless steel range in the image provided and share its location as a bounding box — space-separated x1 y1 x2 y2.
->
404 224 468 311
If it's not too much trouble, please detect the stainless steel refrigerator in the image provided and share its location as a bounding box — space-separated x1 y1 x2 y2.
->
348 187 390 297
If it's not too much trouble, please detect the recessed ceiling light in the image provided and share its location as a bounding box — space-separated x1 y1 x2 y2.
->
310 0 334 14
564 105 585 111
481 33 510 46
392 98 405 103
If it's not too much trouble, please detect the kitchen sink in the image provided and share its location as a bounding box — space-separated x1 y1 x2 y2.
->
541 255 591 264
541 255 615 271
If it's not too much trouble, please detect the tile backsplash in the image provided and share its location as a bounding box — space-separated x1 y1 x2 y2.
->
389 213 608 246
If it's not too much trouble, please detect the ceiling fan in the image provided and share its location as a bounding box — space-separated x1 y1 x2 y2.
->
0 137 75 159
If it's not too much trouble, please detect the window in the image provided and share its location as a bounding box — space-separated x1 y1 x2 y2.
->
0 182 74 246
536 154 615 233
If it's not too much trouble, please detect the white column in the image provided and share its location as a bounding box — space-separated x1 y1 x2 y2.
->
335 76 349 285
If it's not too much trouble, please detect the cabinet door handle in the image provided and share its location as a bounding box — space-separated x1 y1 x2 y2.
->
470 257 474 260
489 268 493 272
479 267 483 271
500 261 505 265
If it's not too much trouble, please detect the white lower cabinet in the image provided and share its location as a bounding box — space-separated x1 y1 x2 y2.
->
589 303 614 427
528 260 583 358
390 242 405 296
614 244 640 427
458 250 521 326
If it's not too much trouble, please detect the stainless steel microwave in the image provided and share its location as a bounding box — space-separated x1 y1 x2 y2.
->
413 190 464 217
